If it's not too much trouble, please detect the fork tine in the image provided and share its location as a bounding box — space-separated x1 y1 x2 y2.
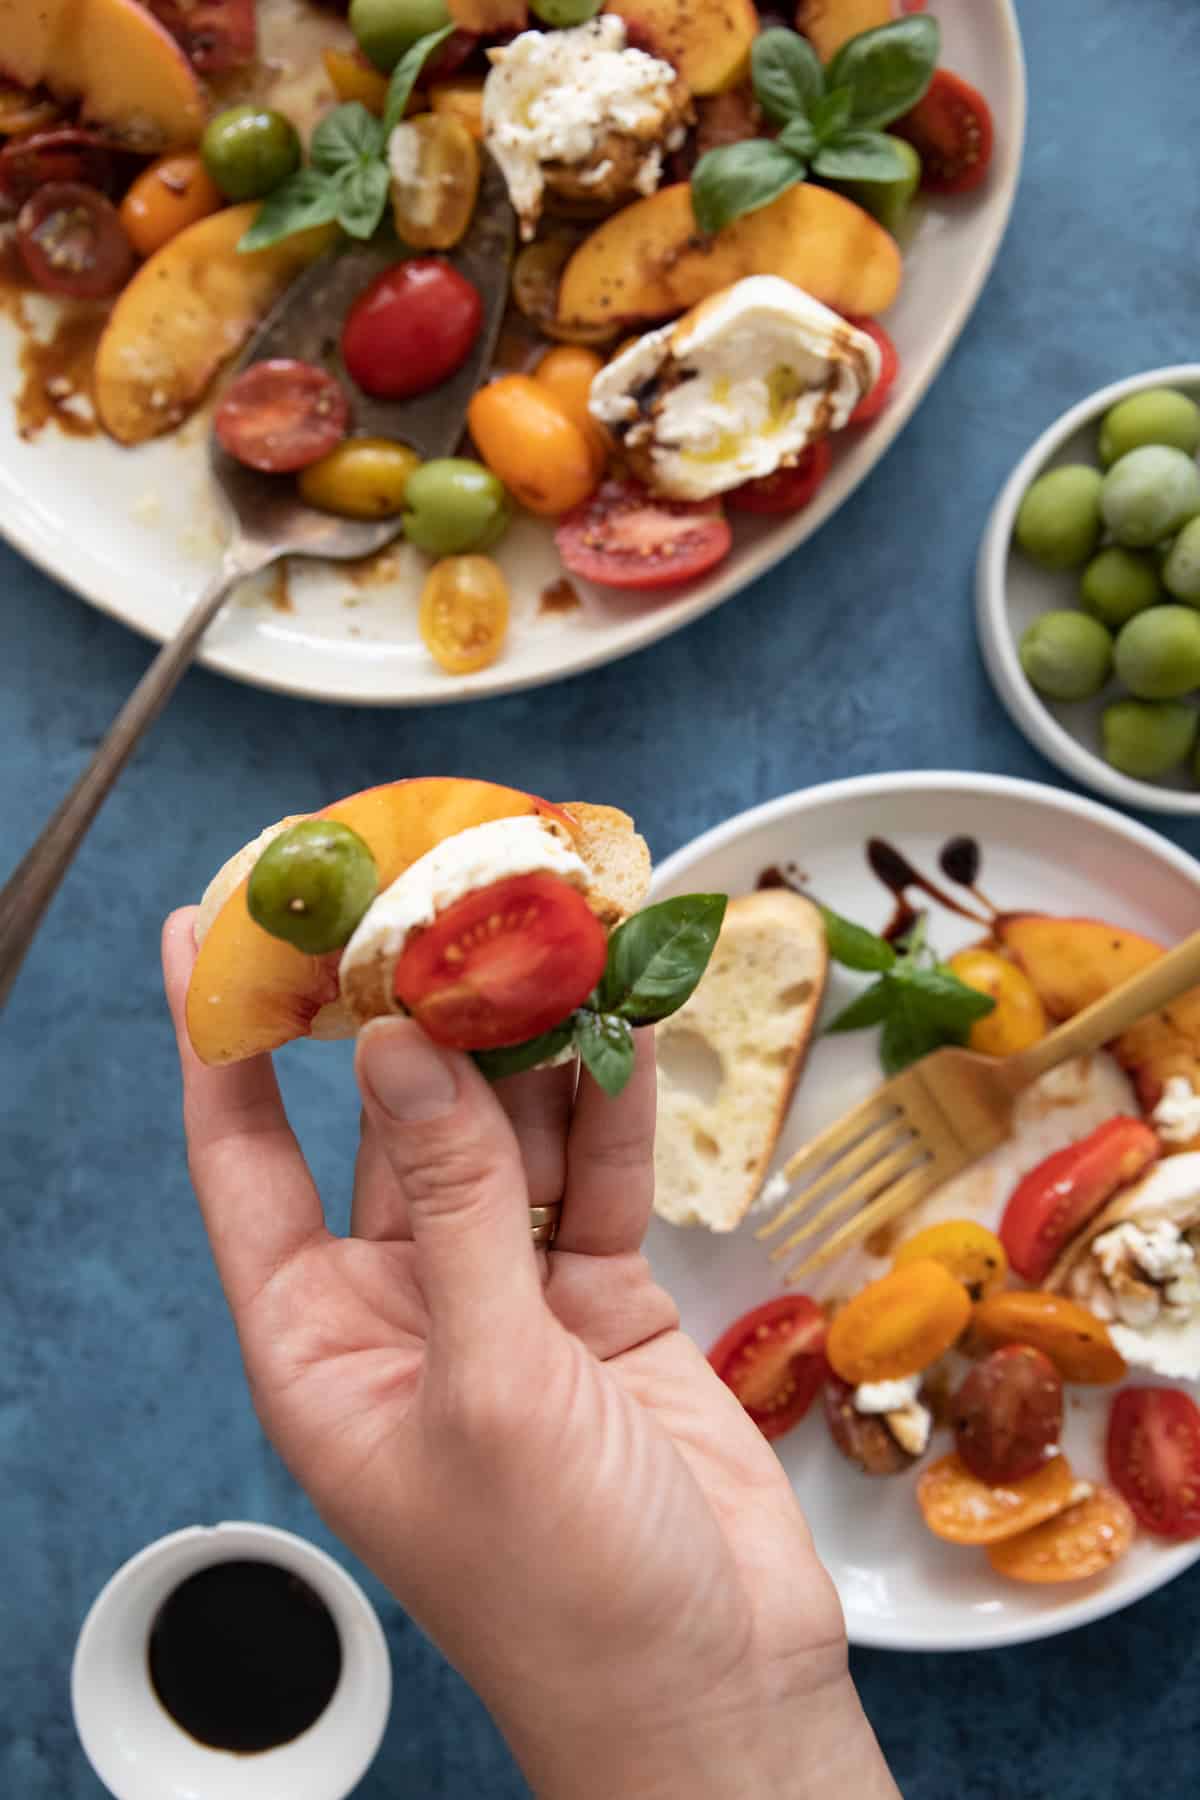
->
781 1162 941 1285
756 1113 913 1241
767 1135 929 1263
755 1097 901 1239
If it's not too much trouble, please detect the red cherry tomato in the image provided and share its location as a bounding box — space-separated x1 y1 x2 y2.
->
144 0 257 72
893 68 995 195
0 130 116 211
846 318 899 425
424 28 481 83
999 1116 1159 1286
725 441 832 515
341 259 483 401
1108 1388 1200 1540
555 478 732 591
952 1345 1063 1486
215 360 351 474
16 183 134 300
394 872 609 1051
708 1297 827 1441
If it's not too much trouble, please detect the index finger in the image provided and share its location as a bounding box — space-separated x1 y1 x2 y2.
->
162 908 326 1309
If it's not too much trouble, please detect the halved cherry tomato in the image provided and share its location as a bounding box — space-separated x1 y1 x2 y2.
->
826 1260 971 1385
999 1117 1160 1286
469 376 597 516
987 1487 1135 1583
532 345 610 472
394 870 607 1049
1107 1387 1200 1540
424 28 483 86
824 1370 914 1474
215 361 350 474
556 479 733 591
144 0 257 73
946 946 1046 1058
893 1220 1008 1302
342 260 483 401
708 1297 826 1442
952 1346 1062 1485
725 441 832 515
917 1452 1082 1545
845 318 899 425
16 183 134 300
893 68 995 195
390 113 480 252
118 153 224 259
970 1291 1126 1385
322 47 390 115
0 130 114 211
419 553 510 675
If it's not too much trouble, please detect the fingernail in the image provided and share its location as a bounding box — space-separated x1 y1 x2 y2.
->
361 1021 459 1121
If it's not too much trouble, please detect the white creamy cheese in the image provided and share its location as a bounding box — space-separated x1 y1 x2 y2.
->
1152 1075 1200 1145
747 1169 791 1218
1069 1153 1200 1378
1095 1218 1196 1287
589 278 880 501
853 1375 922 1414
885 1402 932 1459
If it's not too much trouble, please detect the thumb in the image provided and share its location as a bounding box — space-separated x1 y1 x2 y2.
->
355 1018 543 1354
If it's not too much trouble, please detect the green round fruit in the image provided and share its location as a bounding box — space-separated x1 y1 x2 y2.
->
530 0 601 21
1114 604 1200 699
838 135 922 234
1079 546 1162 628
247 819 379 954
1019 610 1113 702
1163 516 1200 605
201 106 301 202
349 0 451 70
1100 445 1200 548
1098 388 1200 467
402 458 512 555
1102 699 1197 780
1014 465 1104 570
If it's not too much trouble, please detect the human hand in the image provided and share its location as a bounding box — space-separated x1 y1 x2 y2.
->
163 910 897 1800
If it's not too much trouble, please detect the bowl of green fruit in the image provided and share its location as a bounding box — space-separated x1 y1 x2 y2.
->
977 365 1200 814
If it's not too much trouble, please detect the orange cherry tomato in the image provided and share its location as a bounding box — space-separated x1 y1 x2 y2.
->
970 1291 1127 1385
986 1487 1135 1583
322 47 390 115
390 113 480 252
947 947 1047 1058
917 1452 1082 1546
825 1260 971 1385
431 79 485 140
118 153 223 259
532 345 610 474
419 554 509 675
892 1220 1008 1302
467 376 598 517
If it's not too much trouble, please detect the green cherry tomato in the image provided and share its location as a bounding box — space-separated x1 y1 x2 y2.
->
1098 388 1200 467
1079 546 1162 628
247 819 379 954
1019 610 1113 702
1102 700 1198 780
530 0 602 25
837 136 922 234
1015 465 1104 570
350 0 451 70
202 106 301 202
403 458 512 555
1114 604 1200 700
1101 446 1200 548
1163 516 1200 605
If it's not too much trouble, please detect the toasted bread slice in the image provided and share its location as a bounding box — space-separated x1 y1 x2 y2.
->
653 888 828 1232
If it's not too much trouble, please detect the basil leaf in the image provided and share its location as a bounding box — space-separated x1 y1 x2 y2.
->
383 23 455 134
750 27 824 126
818 905 896 973
690 139 806 235
337 158 391 239
311 102 385 176
472 1021 576 1082
807 85 854 144
825 979 892 1035
813 130 906 183
575 1011 636 1097
238 169 341 252
777 116 818 160
894 962 997 1029
598 894 726 1023
879 1003 947 1076
825 15 940 131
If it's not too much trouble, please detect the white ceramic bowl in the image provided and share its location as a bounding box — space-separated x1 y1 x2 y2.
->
977 363 1200 816
72 1522 391 1800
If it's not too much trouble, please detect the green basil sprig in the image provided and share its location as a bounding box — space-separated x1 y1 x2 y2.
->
239 27 453 253
472 894 727 1098
691 17 938 236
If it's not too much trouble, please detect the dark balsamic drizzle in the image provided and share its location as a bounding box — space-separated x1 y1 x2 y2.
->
866 836 993 944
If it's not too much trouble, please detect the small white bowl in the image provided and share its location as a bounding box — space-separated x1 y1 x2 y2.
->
72 1522 392 1800
976 363 1200 815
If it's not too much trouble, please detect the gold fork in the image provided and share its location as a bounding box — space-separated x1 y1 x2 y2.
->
757 924 1200 1284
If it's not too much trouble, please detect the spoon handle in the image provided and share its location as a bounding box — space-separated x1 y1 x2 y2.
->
0 548 268 1010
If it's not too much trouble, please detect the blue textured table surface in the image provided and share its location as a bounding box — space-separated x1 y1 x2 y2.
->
6 1 1200 1794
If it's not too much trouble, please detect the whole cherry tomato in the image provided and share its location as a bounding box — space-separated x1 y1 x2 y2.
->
341 260 483 401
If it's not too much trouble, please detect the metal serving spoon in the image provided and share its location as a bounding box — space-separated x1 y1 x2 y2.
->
0 162 514 1008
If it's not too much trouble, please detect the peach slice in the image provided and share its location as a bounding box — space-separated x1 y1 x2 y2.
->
603 0 757 96
187 780 572 1066
796 0 897 63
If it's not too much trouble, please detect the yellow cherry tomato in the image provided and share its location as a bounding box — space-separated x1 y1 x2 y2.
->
467 376 598 516
430 79 485 140
322 47 390 115
948 947 1048 1057
390 113 480 252
826 1260 972 1385
419 555 509 675
892 1220 1009 1302
118 153 224 259
532 345 611 474
298 437 421 519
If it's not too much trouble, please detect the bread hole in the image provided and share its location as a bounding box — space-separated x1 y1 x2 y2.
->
778 981 813 1008
693 1129 720 1159
657 1030 723 1109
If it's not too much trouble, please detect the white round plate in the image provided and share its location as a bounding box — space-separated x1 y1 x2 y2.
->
646 772 1200 1651
977 365 1200 816
0 0 1024 706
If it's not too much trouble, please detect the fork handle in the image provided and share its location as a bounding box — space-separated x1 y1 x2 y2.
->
1009 924 1200 1085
